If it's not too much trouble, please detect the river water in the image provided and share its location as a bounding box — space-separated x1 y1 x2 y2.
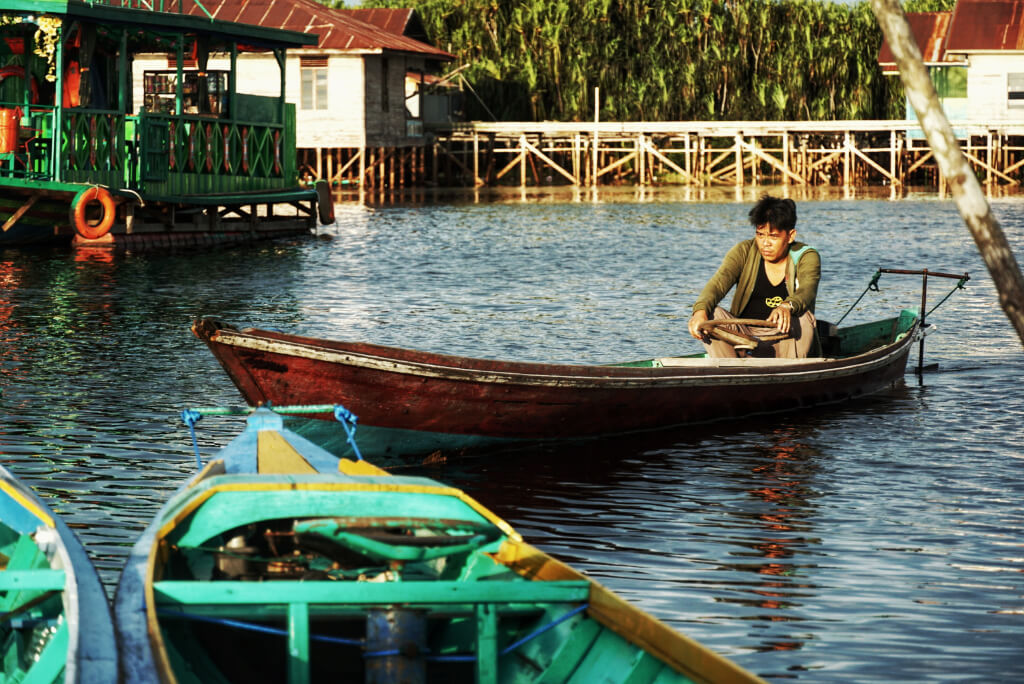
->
0 185 1020 681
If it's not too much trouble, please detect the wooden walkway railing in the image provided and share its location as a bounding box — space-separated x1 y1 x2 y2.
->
299 119 1024 191
431 120 1024 190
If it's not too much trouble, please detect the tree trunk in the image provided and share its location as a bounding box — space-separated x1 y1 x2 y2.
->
870 0 1024 346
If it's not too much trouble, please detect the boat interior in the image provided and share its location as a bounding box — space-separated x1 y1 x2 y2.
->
0 505 68 681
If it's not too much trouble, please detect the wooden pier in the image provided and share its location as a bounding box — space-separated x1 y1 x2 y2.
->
300 120 1024 190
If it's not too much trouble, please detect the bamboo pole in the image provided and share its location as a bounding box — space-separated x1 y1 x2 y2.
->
592 87 599 187
871 0 1024 345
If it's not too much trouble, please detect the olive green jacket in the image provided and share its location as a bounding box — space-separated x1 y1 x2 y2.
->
692 239 820 318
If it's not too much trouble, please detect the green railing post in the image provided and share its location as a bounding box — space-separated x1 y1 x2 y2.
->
476 603 498 684
54 21 64 182
287 602 310 684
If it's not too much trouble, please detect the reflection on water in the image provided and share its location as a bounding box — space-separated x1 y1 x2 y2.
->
732 430 819 643
0 193 1021 681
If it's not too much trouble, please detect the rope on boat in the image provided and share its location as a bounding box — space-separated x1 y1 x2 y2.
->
363 603 589 661
835 270 882 326
157 609 364 647
334 405 363 461
834 270 969 326
179 403 363 468
159 602 590 661
926 274 970 318
181 409 203 469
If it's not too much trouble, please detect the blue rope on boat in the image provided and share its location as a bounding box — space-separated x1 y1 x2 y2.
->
180 409 204 469
362 603 590 662
334 405 364 461
158 609 364 647
498 603 588 655
163 602 588 662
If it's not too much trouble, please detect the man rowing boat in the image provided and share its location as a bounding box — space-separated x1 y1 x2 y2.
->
687 196 820 358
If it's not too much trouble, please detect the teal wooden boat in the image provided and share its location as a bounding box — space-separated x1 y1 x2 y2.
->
114 407 765 683
0 0 331 249
0 463 117 683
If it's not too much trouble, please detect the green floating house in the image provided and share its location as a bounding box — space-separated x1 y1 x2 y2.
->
0 0 333 249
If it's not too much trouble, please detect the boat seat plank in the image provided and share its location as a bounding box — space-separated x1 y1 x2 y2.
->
0 535 48 611
535 618 602 684
158 603 547 622
154 580 591 607
0 570 65 592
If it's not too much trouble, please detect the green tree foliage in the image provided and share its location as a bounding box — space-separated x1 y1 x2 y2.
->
351 0 955 121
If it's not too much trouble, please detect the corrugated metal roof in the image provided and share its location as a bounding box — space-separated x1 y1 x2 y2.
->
182 0 452 59
346 9 412 36
946 0 1024 51
878 11 951 72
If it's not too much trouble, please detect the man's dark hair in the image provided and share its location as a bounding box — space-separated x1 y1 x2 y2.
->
748 196 797 232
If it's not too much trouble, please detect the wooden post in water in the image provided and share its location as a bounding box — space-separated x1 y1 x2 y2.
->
734 134 743 188
592 87 599 187
872 0 1024 346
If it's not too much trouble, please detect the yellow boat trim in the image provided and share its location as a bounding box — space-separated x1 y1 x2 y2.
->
257 431 317 474
0 481 53 529
338 458 390 476
492 539 767 684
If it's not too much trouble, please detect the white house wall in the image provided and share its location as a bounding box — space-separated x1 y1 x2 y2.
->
965 53 1024 126
289 54 367 149
131 51 433 149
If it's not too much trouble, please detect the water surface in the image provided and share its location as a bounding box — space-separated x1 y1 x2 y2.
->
0 186 1020 681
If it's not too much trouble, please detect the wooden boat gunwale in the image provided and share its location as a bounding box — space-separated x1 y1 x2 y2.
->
200 311 919 390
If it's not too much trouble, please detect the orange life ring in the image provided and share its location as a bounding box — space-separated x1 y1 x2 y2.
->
70 186 116 239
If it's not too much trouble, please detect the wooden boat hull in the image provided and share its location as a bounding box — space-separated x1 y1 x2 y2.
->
193 312 919 463
114 408 764 683
0 464 117 683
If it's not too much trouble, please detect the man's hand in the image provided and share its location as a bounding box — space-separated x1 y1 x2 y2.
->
688 310 709 340
768 302 792 334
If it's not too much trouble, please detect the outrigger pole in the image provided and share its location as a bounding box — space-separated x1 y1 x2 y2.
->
871 0 1024 348
878 269 970 375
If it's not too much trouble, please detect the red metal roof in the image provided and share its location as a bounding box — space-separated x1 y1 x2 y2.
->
946 0 1024 51
878 12 951 71
346 9 413 36
183 0 452 59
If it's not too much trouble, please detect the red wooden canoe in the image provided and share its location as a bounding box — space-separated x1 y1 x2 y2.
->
193 311 919 465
